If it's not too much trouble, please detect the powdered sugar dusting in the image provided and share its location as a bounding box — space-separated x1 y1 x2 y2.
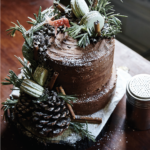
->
47 36 114 67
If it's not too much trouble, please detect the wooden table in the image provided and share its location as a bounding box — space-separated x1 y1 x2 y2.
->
1 0 150 150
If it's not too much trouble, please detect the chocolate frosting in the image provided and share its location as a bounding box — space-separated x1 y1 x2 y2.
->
72 66 117 115
46 33 115 97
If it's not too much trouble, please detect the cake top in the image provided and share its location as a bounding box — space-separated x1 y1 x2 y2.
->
6 0 126 49
46 34 114 67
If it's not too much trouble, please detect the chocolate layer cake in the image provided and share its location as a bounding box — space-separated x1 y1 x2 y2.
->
2 0 126 144
46 33 116 115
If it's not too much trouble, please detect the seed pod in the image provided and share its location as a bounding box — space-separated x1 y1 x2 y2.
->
33 66 48 86
20 79 44 98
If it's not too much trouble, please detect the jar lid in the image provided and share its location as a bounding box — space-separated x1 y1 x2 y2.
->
129 74 150 100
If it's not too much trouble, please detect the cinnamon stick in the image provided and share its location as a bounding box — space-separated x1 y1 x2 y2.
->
92 0 98 8
59 86 76 119
54 2 65 13
57 86 102 124
94 20 101 36
56 87 60 93
72 115 102 124
48 72 59 90
33 43 39 61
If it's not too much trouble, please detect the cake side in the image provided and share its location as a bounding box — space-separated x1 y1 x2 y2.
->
46 34 115 96
72 66 117 115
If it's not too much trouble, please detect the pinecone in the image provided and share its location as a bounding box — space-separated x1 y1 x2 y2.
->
14 93 35 121
32 90 71 137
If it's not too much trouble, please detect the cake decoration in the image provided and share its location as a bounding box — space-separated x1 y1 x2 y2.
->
71 0 89 18
45 15 70 36
2 0 126 147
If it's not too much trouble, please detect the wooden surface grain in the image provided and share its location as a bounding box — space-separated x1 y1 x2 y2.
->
1 0 150 150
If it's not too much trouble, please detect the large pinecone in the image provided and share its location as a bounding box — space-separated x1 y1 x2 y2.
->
32 90 70 137
14 94 34 122
14 90 71 138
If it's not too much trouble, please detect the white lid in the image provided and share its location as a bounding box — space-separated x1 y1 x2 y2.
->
129 74 150 99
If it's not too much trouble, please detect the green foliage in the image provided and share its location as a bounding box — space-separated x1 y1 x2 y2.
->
32 90 49 103
75 33 90 48
1 70 23 88
27 17 37 25
58 93 76 106
6 21 33 48
32 92 76 105
1 98 18 121
70 122 96 142
15 56 33 80
22 42 37 69
91 0 127 37
65 0 127 47
27 6 43 25
65 22 95 48
27 5 55 25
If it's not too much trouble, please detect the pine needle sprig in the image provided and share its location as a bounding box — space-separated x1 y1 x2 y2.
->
70 122 96 142
27 6 54 25
65 0 127 47
2 98 18 110
1 98 18 121
27 6 43 25
1 70 24 88
6 21 33 48
27 17 37 25
65 23 94 48
58 93 76 106
90 0 127 38
15 56 33 80
32 93 48 103
75 33 90 48
65 22 84 38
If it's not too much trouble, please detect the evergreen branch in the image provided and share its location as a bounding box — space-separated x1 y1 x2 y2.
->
22 42 37 69
58 93 76 106
65 23 93 48
2 98 18 106
65 22 84 38
33 94 48 103
89 0 127 39
6 21 33 48
1 70 23 88
37 6 42 23
26 21 36 25
32 6 43 24
6 22 22 36
33 13 38 20
15 56 33 80
41 6 53 16
27 6 54 26
70 122 96 142
1 98 18 121
32 89 49 103
76 33 90 48
27 17 37 25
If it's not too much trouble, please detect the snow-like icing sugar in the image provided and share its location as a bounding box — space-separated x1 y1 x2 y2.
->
46 35 114 67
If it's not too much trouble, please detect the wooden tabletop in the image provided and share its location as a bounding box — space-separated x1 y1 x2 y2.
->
1 0 150 150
